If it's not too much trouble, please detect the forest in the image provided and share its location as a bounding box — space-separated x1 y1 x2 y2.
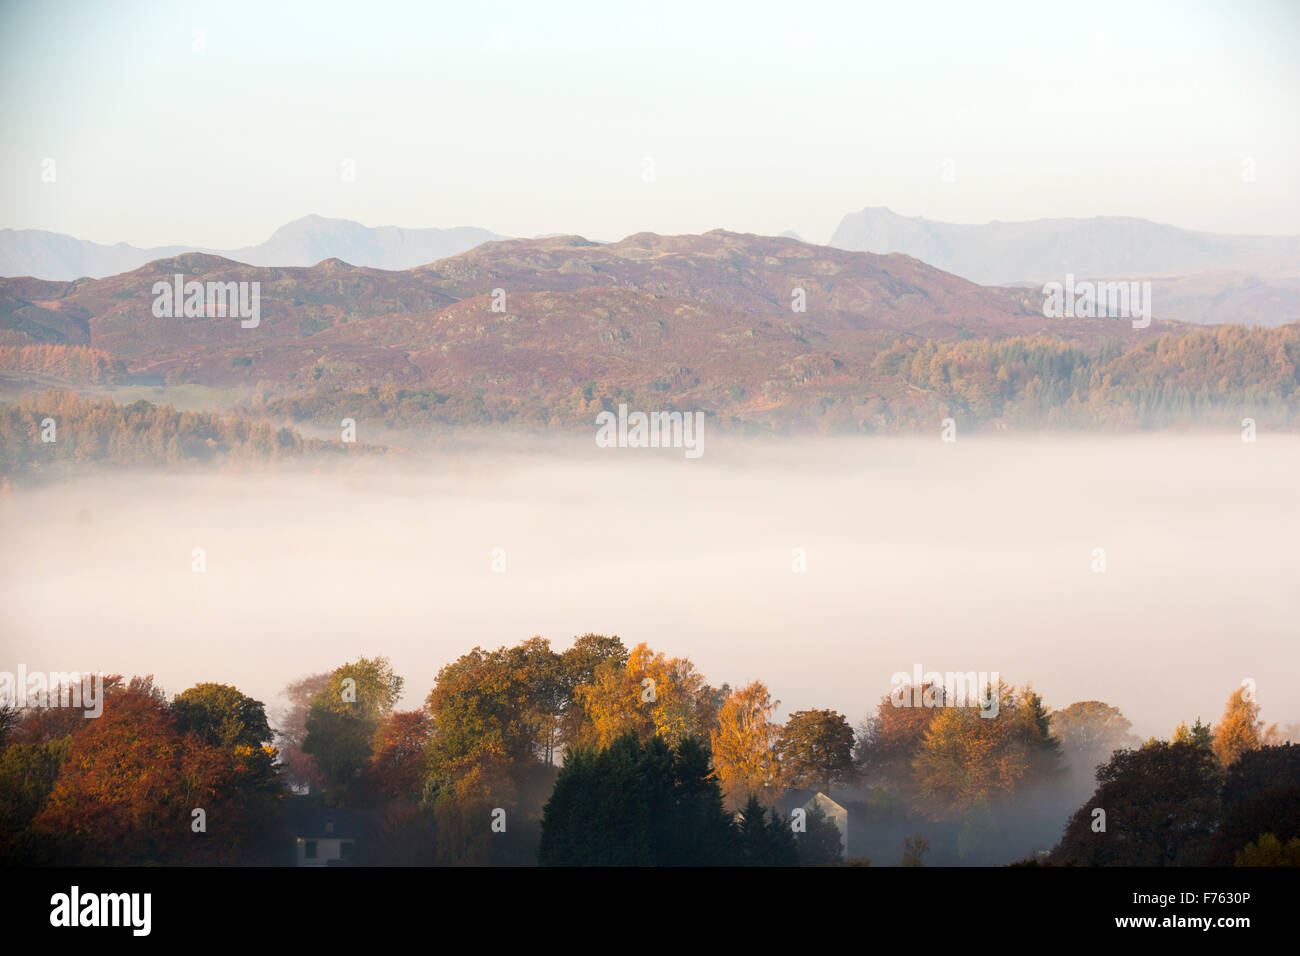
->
0 390 377 487
3 322 1300 465
251 324 1300 433
2 635 1296 867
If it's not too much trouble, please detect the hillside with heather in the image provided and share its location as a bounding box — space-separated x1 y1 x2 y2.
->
1 231 1297 435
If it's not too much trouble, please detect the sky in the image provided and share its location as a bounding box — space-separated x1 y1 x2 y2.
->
1 0 1297 247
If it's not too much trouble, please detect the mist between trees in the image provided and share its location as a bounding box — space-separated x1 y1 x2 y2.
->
2 639 1296 867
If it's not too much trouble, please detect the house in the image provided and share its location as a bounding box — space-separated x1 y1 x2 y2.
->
778 789 851 858
288 808 370 867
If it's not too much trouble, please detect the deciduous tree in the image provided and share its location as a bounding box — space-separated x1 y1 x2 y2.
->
172 683 273 749
303 657 403 799
1051 740 1221 866
571 643 723 750
778 709 855 794
365 709 432 799
1213 685 1271 767
711 681 783 809
911 683 1059 818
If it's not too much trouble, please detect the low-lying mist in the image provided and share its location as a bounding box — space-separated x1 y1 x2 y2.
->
2 432 1296 743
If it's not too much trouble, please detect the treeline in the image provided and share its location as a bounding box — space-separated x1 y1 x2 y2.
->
0 345 125 384
5 326 1300 436
0 390 378 485
255 384 539 430
866 324 1300 430
245 324 1300 434
2 634 1297 866
251 382 638 432
1 678 283 864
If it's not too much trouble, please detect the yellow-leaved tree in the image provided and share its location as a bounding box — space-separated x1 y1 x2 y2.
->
710 681 784 810
572 643 722 750
1212 684 1277 767
911 681 1060 819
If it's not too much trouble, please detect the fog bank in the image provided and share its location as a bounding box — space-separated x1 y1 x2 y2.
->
2 433 1296 738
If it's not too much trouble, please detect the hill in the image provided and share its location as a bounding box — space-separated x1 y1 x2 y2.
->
3 230 1296 433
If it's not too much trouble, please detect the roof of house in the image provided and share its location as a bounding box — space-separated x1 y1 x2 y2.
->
777 789 851 815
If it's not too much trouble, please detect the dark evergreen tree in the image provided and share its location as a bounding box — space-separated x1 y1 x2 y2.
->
538 732 738 865
795 802 845 865
736 794 797 866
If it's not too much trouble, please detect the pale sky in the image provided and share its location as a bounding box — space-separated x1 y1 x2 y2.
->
1 0 1296 248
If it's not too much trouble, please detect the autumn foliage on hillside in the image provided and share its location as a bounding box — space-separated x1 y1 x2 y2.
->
0 345 125 383
242 324 1300 434
3 234 1298 433
871 324 1300 430
0 390 376 484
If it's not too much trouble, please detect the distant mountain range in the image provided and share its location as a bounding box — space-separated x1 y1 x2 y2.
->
830 207 1300 281
7 210 1298 327
0 231 1065 359
0 216 506 281
830 208 1300 326
2 229 1295 433
0 230 1164 425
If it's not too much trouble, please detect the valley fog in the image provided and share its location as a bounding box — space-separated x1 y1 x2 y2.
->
2 432 1296 738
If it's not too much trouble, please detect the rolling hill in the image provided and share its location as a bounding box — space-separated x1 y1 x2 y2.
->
4 230 1295 434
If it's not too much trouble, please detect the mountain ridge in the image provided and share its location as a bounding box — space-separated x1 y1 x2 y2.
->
830 207 1300 326
0 216 506 281
0 229 1189 432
